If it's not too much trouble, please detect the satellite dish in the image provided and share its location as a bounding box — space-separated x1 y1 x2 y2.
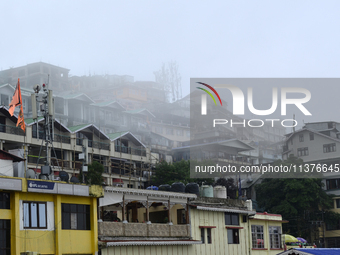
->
27 169 36 179
39 174 48 180
59 171 69 182
70 176 79 183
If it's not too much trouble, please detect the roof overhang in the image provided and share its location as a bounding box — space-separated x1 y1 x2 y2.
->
109 131 146 148
192 205 256 215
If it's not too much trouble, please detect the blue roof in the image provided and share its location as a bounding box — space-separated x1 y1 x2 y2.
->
295 248 340 255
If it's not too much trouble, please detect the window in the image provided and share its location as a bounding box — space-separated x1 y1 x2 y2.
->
207 228 212 244
200 228 213 244
227 229 239 244
62 204 90 230
310 133 314 141
324 143 336 153
177 129 184 136
299 134 304 142
0 192 10 209
225 213 239 225
297 147 309 156
127 184 133 188
0 220 10 255
336 199 340 208
166 128 174 135
23 202 47 229
269 226 281 249
252 225 264 248
327 179 340 190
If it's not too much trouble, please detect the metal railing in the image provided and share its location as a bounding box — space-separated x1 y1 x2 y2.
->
88 140 110 150
54 134 71 144
0 124 25 136
115 145 146 156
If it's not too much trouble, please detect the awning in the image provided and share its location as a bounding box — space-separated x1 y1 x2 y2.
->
99 192 123 207
193 205 256 215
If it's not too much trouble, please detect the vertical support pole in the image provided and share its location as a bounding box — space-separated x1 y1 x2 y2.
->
168 200 172 224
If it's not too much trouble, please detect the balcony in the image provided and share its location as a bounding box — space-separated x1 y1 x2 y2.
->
115 145 146 157
98 222 190 238
0 124 25 136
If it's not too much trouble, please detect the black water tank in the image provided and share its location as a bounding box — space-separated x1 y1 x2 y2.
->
159 184 171 191
59 171 69 182
185 183 199 195
171 182 185 193
70 176 80 183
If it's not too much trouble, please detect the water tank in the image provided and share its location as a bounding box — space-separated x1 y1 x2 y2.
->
213 185 227 198
185 183 199 195
201 185 214 197
170 182 185 193
159 184 171 191
146 185 158 190
59 171 69 182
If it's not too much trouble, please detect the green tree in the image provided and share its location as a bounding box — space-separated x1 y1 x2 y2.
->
152 160 214 186
255 155 338 241
81 161 104 185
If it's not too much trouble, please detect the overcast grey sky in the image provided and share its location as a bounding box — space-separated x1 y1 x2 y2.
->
1 1 340 97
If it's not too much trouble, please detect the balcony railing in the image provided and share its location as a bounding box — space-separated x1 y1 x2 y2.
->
27 155 70 168
115 145 146 157
98 222 190 238
54 134 71 144
88 140 110 150
0 124 25 136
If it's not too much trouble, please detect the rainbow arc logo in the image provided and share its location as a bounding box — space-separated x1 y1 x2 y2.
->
196 82 222 106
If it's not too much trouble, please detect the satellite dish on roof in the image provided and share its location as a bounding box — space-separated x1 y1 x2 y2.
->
70 176 79 183
26 169 36 179
59 171 69 182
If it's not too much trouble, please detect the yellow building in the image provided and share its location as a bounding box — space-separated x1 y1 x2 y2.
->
190 198 286 255
0 176 103 255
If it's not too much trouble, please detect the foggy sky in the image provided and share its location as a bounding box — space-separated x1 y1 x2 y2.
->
1 0 340 100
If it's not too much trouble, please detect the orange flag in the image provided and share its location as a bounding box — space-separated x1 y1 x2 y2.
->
17 104 25 132
8 79 22 116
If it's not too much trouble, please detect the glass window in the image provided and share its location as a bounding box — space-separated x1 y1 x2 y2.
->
324 143 336 153
252 225 264 248
310 133 314 140
269 226 281 249
0 219 10 254
227 229 239 244
62 203 90 230
225 213 239 225
207 228 212 244
23 201 47 229
201 228 205 243
299 134 304 142
0 192 10 209
336 199 340 209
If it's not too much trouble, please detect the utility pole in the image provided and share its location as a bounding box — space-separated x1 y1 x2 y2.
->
32 77 57 179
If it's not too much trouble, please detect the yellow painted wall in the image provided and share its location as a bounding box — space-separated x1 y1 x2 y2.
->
249 219 284 255
0 188 99 255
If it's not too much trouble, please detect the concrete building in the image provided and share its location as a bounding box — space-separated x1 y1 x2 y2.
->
282 121 340 247
0 151 103 254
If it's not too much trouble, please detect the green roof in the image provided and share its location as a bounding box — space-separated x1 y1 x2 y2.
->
107 131 129 140
25 116 44 125
91 100 117 107
68 123 91 132
125 108 147 114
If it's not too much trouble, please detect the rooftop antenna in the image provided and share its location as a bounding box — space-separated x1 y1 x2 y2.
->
31 75 60 180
